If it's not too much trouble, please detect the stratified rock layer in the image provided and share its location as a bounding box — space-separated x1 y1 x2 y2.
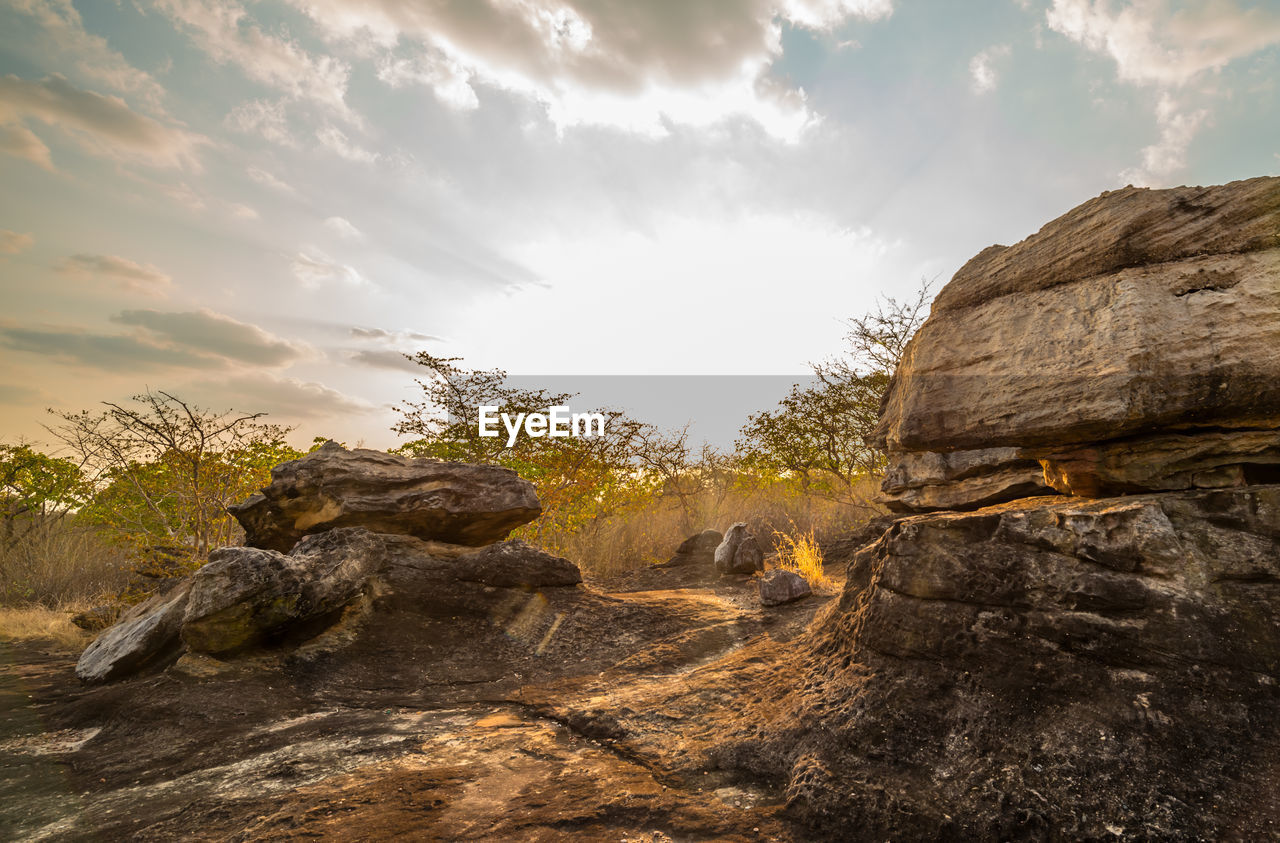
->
228 441 541 551
720 486 1280 838
876 176 1280 511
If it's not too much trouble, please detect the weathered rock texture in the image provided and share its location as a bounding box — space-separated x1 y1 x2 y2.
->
758 569 811 607
229 441 541 551
660 529 723 567
719 488 1280 838
714 523 764 575
877 176 1280 512
75 529 587 683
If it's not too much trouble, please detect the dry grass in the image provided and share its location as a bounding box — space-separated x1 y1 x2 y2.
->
0 514 131 609
547 475 884 578
0 605 93 651
772 528 836 593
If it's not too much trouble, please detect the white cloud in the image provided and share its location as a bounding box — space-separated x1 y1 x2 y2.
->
5 0 168 109
970 44 1011 93
316 125 378 162
1047 1 1280 184
1047 0 1280 87
323 216 364 241
290 248 368 287
376 52 479 111
247 165 296 194
0 74 204 170
226 98 295 145
191 371 375 418
1120 92 1209 185
0 230 34 255
56 253 173 296
229 203 260 220
151 0 354 118
288 0 895 140
0 121 54 170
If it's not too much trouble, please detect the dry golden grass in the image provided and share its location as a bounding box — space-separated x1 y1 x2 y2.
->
773 528 836 593
550 475 883 578
0 605 93 651
0 514 131 608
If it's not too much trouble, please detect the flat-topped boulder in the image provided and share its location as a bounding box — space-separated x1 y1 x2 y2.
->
876 176 1280 511
229 441 541 551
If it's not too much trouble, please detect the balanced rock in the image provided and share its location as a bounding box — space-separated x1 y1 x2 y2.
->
714 523 764 575
758 569 811 606
876 176 1280 512
229 441 541 551
661 529 723 567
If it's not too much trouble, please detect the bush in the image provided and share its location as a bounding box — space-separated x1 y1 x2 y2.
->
0 513 130 608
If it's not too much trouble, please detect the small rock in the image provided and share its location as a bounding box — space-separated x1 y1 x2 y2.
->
758 570 812 606
715 523 764 575
659 529 723 567
71 604 121 632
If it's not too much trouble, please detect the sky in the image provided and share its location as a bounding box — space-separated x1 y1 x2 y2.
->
1 0 1278 450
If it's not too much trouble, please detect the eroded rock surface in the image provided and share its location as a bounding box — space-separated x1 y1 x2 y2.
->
660 529 723 567
715 523 764 575
718 487 1280 838
758 570 811 607
877 176 1280 511
229 441 541 551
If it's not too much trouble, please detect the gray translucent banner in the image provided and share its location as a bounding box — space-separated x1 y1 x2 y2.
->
483 375 821 450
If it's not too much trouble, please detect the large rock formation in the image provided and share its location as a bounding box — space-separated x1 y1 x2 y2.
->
228 441 541 551
877 176 1280 512
715 177 1280 838
77 447 563 684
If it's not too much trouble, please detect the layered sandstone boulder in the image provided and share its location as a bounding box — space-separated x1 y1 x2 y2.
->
228 441 541 550
876 175 1280 511
715 177 1280 837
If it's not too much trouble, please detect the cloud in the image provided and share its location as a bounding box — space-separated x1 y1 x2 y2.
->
229 203 259 220
290 248 368 287
0 74 204 170
1046 0 1280 87
152 0 353 117
0 321 214 371
190 372 374 418
0 309 307 372
4 0 168 108
226 98 295 145
1120 92 1210 185
323 216 364 241
375 51 479 111
0 120 54 170
290 0 895 139
0 383 46 405
346 349 423 373
970 44 1011 93
316 125 378 162
0 230 34 255
247 165 296 194
57 253 173 295
350 326 441 343
110 309 306 366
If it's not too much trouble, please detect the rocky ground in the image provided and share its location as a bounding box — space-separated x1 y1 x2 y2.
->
0 559 838 841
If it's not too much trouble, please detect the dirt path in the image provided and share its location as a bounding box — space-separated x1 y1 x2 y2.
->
0 568 839 840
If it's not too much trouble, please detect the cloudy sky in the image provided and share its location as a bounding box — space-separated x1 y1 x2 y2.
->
1 0 1278 449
